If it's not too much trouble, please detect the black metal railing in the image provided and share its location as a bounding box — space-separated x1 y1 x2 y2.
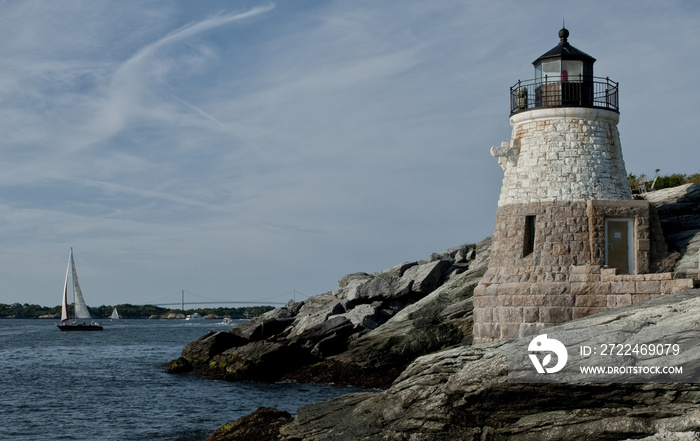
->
510 76 618 115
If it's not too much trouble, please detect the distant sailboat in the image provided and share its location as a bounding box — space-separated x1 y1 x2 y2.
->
110 308 120 320
57 248 103 331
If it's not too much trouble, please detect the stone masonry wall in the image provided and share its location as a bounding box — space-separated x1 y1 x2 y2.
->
492 108 631 207
487 201 592 275
485 200 651 279
473 266 694 343
472 199 694 343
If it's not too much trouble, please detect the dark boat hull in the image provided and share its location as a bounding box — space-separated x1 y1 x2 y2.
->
57 323 103 331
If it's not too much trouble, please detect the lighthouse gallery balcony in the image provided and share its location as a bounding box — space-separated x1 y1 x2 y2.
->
510 76 618 116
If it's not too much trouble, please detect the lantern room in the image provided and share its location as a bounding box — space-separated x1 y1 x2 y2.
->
510 28 618 114
534 27 595 84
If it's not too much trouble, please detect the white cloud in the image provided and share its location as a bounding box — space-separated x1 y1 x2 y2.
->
0 1 698 307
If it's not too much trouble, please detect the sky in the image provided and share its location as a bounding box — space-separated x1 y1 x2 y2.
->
1 0 699 308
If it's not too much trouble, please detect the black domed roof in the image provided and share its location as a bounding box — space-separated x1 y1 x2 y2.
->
533 27 596 66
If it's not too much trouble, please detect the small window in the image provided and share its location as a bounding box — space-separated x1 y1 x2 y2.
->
523 215 536 257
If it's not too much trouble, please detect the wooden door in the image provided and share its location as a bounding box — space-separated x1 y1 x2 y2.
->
607 220 630 274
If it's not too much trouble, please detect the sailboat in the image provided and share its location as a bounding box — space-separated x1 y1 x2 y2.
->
110 308 120 320
57 248 103 331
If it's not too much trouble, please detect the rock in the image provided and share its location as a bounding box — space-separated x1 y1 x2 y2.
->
279 393 378 441
342 259 455 304
286 293 345 340
167 239 483 386
310 329 355 359
233 317 295 342
331 303 377 327
401 259 451 293
343 275 411 303
641 183 700 275
286 300 304 315
454 249 468 263
670 230 700 275
181 331 248 365
210 340 312 382
644 183 700 206
280 289 700 440
164 357 192 374
263 306 294 319
435 243 475 262
645 183 700 239
288 238 490 388
295 316 354 344
338 272 371 288
205 407 292 441
627 431 700 441
377 261 419 278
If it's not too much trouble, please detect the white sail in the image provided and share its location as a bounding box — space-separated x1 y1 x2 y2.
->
60 253 70 323
70 248 92 320
111 308 119 320
57 248 102 331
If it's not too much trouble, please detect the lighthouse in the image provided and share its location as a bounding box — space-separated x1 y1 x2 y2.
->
472 28 694 343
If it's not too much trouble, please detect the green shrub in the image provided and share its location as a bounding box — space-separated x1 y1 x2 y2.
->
629 172 700 192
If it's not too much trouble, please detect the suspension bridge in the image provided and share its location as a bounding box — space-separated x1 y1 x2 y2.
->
143 290 308 310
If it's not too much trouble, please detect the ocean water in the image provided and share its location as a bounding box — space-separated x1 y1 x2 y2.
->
0 319 361 440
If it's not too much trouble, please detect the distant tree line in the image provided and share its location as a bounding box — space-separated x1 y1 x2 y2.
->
0 303 274 319
628 172 700 193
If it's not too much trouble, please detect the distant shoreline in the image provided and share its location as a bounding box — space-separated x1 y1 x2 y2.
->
0 303 274 320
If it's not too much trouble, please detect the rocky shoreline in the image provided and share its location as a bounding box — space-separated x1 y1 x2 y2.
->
278 289 700 440
167 184 700 440
166 239 487 389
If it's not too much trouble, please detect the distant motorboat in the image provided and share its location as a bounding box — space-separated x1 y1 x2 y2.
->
57 248 103 331
185 313 204 320
219 317 232 325
110 308 120 320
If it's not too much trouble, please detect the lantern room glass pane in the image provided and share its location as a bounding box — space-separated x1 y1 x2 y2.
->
535 61 562 84
562 60 583 82
541 60 561 81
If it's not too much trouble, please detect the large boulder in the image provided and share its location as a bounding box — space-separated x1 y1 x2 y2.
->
205 407 292 441
286 293 345 340
342 275 411 303
331 303 378 328
280 289 700 440
643 183 700 277
670 230 700 275
645 184 700 244
401 259 452 293
376 261 419 278
209 340 312 382
299 316 356 358
338 272 372 287
340 258 454 304
181 331 247 364
233 317 296 342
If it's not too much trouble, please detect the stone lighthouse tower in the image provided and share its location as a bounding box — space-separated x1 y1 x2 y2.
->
472 28 693 343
